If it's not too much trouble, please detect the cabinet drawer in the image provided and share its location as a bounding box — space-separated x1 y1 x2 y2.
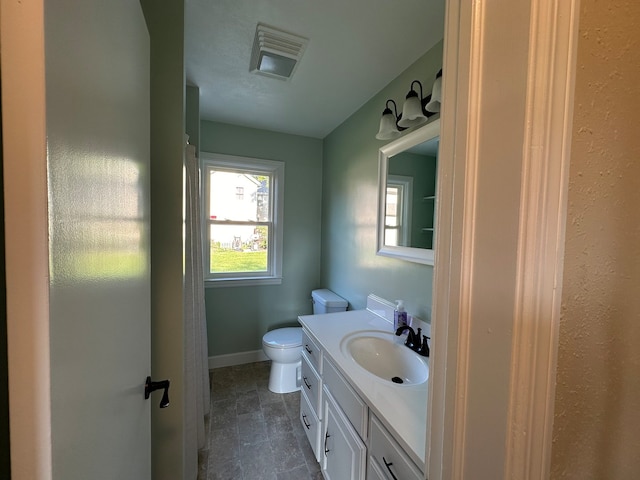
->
301 351 322 416
323 357 367 439
302 329 322 373
366 455 390 480
368 415 422 480
300 388 322 462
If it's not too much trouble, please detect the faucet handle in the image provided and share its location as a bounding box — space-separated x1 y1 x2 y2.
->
417 335 430 357
413 328 422 350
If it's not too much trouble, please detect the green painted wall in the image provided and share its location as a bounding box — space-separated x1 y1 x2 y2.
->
321 41 443 322
201 122 323 356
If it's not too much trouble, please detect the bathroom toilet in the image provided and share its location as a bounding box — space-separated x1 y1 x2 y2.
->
262 289 348 393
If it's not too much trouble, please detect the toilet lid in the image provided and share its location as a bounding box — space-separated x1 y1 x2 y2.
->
262 327 302 349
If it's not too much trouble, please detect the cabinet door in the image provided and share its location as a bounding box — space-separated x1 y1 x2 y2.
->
321 388 366 480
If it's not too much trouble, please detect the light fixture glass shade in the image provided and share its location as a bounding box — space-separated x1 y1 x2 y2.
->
376 111 401 140
398 93 428 128
426 75 442 112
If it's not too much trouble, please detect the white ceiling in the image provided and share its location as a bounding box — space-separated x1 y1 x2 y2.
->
185 0 445 139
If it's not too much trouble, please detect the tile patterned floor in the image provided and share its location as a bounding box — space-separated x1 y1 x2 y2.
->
199 361 323 480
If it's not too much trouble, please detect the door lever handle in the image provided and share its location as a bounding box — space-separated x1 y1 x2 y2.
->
145 376 170 408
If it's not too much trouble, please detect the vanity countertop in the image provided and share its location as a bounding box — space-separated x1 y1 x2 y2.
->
298 305 428 469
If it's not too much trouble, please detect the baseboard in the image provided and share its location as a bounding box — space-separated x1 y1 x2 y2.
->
209 349 269 369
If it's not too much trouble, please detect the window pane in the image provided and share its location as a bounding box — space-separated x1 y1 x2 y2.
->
208 224 269 273
209 170 270 222
385 228 399 246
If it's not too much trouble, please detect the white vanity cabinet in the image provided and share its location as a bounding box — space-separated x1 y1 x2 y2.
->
299 318 426 480
302 329 322 368
368 415 423 480
321 356 369 480
323 357 368 439
301 351 321 412
322 386 366 480
300 330 323 461
300 382 322 462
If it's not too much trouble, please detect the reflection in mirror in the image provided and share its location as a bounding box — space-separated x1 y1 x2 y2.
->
377 119 440 265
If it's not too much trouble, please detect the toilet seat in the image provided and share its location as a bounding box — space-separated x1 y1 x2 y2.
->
262 327 302 349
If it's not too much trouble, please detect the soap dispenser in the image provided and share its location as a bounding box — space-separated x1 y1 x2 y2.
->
394 300 408 330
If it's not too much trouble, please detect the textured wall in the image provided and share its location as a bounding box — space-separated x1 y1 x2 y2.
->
551 1 640 478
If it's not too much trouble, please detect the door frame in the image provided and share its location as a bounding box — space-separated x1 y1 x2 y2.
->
429 0 580 478
2 0 53 477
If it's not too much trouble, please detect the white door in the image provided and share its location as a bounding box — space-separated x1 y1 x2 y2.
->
2 1 152 478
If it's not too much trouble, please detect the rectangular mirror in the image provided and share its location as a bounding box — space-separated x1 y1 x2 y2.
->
377 118 440 265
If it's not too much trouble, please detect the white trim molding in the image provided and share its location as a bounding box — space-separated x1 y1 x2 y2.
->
2 1 54 478
209 350 269 370
428 0 579 479
505 0 580 478
428 0 473 475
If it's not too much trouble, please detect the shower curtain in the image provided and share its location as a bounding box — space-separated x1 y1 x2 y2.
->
184 141 210 454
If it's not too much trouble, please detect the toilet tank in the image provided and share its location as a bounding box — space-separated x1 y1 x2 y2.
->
311 289 348 314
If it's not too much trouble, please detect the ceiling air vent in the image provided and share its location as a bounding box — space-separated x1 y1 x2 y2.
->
250 23 309 80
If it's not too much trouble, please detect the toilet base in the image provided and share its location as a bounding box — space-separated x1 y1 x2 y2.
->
268 359 301 393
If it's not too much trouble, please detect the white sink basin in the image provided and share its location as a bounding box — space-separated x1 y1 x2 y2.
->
340 330 428 386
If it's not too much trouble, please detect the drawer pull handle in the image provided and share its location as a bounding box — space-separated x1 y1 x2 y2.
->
383 457 399 480
302 413 311 429
303 377 312 390
324 431 331 455
305 344 313 354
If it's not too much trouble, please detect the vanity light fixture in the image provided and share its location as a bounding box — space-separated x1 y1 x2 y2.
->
375 69 443 140
397 80 437 128
375 99 407 140
250 23 309 80
426 69 442 113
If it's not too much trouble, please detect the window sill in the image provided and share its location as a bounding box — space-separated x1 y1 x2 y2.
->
204 277 283 288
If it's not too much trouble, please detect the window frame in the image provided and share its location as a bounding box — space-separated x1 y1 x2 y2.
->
201 153 284 287
385 174 413 247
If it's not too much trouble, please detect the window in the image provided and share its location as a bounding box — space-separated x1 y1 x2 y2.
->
384 175 413 247
201 153 284 286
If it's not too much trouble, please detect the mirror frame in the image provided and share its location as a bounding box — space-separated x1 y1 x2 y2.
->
377 118 440 265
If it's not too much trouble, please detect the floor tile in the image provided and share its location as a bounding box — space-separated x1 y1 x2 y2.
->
236 389 260 415
204 361 322 480
240 440 278 479
270 431 307 473
207 458 242 480
211 398 237 431
209 426 239 464
276 464 310 480
237 410 268 446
